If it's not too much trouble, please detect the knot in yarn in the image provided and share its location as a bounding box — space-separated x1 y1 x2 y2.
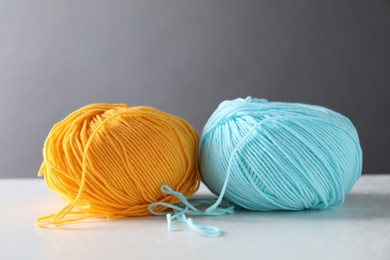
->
200 97 362 211
36 104 200 227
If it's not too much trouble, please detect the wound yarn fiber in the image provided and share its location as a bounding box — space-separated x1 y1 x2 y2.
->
35 104 200 227
199 97 362 212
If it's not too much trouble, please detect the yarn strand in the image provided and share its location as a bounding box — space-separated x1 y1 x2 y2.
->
148 185 234 237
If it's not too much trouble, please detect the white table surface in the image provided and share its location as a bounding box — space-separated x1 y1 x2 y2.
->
1 175 389 260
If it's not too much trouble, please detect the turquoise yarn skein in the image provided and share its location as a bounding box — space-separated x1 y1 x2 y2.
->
200 97 362 211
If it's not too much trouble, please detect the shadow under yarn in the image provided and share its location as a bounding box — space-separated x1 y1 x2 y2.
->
223 193 390 222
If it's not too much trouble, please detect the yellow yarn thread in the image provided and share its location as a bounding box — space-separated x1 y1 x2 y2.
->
35 104 200 227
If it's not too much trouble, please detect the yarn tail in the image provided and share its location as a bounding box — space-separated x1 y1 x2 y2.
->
36 162 91 227
35 210 94 227
148 185 234 237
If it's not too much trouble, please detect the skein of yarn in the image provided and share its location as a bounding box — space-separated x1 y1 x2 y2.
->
200 97 362 212
35 104 200 227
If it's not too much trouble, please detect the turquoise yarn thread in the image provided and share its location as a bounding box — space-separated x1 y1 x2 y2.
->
148 185 234 237
199 97 362 211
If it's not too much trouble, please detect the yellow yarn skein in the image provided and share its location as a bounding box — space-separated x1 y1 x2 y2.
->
35 104 200 227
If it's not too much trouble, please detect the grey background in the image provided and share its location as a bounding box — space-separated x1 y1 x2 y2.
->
1 0 389 178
